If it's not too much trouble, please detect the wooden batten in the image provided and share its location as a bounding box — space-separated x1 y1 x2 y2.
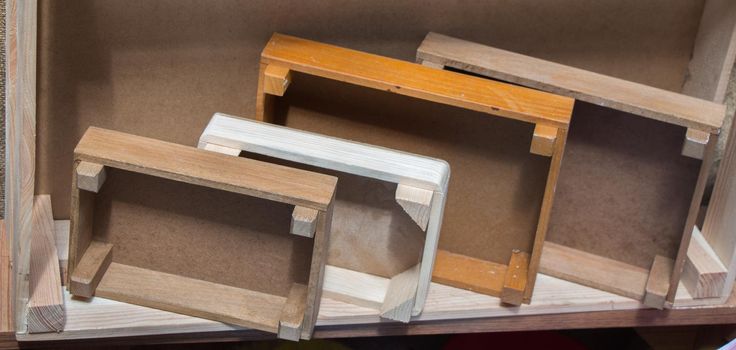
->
290 206 318 238
682 227 728 299
530 125 557 157
395 184 433 231
681 129 710 160
432 249 506 297
27 196 65 333
278 283 308 341
380 264 420 323
643 255 674 309
263 64 292 97
69 241 113 299
202 143 241 156
500 250 529 306
75 162 107 193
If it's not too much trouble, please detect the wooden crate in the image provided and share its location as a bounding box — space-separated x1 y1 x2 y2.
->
6 0 736 345
415 31 729 309
255 33 575 305
66 127 337 340
198 113 450 322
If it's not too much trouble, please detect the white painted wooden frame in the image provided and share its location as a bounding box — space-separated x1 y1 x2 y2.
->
198 113 450 322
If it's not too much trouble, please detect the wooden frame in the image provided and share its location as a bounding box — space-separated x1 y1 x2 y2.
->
198 113 450 322
66 127 337 341
6 1 736 346
255 33 574 305
415 31 729 309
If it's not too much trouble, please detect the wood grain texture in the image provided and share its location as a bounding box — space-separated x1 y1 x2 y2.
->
263 64 291 97
322 265 388 309
644 255 674 309
683 227 727 299
69 240 113 298
682 0 736 103
96 262 286 333
380 264 419 323
199 114 449 316
0 219 13 338
260 33 574 129
75 127 337 211
27 195 64 333
290 206 317 238
5 0 36 335
540 242 649 300
530 124 557 157
416 32 725 133
432 250 506 297
53 221 68 285
278 283 307 341
75 162 106 193
500 250 529 306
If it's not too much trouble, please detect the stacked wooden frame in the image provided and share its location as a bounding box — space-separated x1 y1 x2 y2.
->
198 113 450 322
66 127 338 340
416 32 729 309
255 33 574 305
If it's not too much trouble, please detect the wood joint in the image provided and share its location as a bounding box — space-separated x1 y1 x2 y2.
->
683 227 727 298
263 64 292 96
70 241 113 298
681 129 710 159
500 249 529 305
76 161 107 193
290 206 318 238
530 124 557 157
380 264 420 323
278 283 308 341
643 255 674 309
395 184 433 231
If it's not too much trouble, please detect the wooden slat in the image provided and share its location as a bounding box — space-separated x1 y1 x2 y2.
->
278 283 308 341
27 196 64 333
540 242 649 300
96 263 286 333
69 241 113 299
0 219 12 337
261 33 573 129
75 162 106 193
416 32 725 133
643 255 674 309
431 250 506 297
500 250 529 306
75 127 337 211
683 227 728 298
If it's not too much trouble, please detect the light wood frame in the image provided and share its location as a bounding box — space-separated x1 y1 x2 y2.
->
198 113 450 321
415 31 730 309
66 127 337 341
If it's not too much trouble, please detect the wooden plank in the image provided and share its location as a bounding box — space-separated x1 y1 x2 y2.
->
500 250 529 306
96 262 286 333
75 162 106 193
260 33 574 129
644 255 674 309
683 227 728 298
380 264 420 323
75 127 337 211
432 250 506 297
530 124 557 157
416 32 725 133
394 184 433 231
27 196 64 333
0 219 13 339
301 207 332 340
540 242 649 300
682 0 736 103
5 0 37 335
681 129 710 160
290 206 318 238
278 283 308 341
199 114 449 317
69 241 113 299
263 64 292 97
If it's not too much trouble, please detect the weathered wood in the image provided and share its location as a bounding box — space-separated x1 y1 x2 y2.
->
27 196 65 333
643 255 674 309
500 250 529 306
69 241 113 299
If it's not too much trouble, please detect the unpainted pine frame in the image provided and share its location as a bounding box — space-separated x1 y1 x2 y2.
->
415 28 730 308
66 127 337 340
198 113 451 321
253 33 574 304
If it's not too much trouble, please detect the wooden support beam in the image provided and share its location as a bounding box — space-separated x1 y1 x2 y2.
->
380 264 420 323
432 249 506 297
290 206 318 238
683 227 728 298
75 162 106 193
278 283 308 341
69 241 113 298
681 129 710 160
263 64 291 96
395 184 433 231
644 255 674 309
500 250 529 306
202 143 241 156
530 124 557 157
27 195 65 333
